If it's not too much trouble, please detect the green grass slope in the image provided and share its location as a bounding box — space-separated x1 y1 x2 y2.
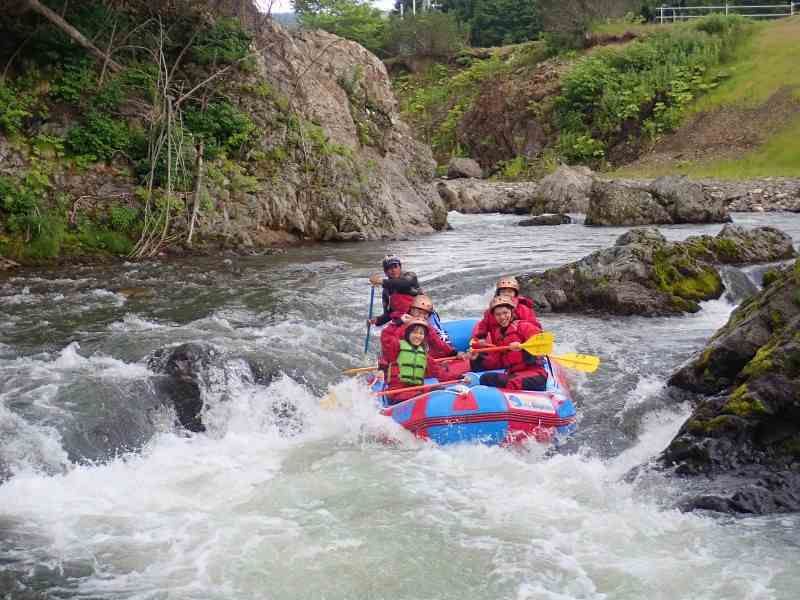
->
619 16 800 179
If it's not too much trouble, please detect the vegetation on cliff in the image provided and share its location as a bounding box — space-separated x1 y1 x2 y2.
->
0 1 442 264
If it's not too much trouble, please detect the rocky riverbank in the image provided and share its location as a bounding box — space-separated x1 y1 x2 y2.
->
518 224 796 316
435 167 800 219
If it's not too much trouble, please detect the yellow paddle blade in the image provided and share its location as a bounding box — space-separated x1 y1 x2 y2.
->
342 365 378 376
552 353 600 373
321 391 354 410
520 331 555 356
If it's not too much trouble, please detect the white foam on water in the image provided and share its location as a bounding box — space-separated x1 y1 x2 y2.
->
89 288 128 306
1 370 792 600
108 314 165 332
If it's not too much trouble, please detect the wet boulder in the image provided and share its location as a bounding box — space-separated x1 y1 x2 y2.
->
518 225 796 316
519 213 571 226
659 259 800 514
148 343 218 432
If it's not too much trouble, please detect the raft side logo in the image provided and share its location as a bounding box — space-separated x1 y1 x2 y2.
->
508 394 555 413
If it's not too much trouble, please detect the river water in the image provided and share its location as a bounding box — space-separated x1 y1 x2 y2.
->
1 212 800 599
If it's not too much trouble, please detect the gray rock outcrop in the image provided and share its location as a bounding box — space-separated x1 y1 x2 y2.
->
518 225 795 316
531 165 595 214
436 179 539 214
658 259 800 514
446 157 483 179
586 176 731 226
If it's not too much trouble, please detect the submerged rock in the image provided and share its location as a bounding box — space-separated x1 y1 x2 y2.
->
518 225 795 316
148 343 218 432
518 213 571 226
586 176 731 226
658 259 800 514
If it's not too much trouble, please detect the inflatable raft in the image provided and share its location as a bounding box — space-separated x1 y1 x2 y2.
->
378 319 577 446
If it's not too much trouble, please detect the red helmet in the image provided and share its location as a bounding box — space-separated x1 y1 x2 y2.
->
489 295 515 313
410 294 434 314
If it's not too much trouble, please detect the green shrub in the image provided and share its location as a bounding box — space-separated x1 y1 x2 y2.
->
50 60 96 104
183 100 256 160
553 20 750 164
193 18 252 64
0 82 34 136
384 12 468 60
65 111 133 162
109 205 139 232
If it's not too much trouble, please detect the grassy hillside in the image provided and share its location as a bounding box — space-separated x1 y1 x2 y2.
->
395 16 800 180
614 16 800 178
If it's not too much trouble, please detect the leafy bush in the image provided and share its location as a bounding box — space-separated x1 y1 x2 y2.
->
193 18 252 64
50 60 96 104
297 0 387 56
183 100 256 160
0 82 33 136
553 18 751 164
109 206 139 232
66 110 134 162
384 12 468 60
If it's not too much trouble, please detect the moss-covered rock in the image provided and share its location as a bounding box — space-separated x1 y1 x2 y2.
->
660 258 800 514
518 225 794 317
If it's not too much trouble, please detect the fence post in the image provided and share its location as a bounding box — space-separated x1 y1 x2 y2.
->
725 1 729 15
660 4 664 24
792 2 795 17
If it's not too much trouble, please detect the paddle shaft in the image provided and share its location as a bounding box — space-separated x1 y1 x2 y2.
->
364 286 375 354
375 379 463 398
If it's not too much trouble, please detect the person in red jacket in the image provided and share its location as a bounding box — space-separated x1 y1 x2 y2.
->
380 294 456 364
471 276 542 344
470 296 548 392
377 318 440 404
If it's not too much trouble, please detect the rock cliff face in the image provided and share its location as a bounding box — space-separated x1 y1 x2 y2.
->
659 259 800 514
216 22 447 246
0 18 446 259
518 225 795 316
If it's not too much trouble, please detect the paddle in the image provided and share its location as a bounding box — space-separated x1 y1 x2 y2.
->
364 286 375 354
551 353 600 373
342 365 379 375
470 331 555 356
375 379 463 399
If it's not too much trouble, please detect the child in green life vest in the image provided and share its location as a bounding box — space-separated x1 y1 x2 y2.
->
377 318 440 405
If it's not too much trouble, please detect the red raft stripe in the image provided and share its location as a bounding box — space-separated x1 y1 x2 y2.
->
405 411 575 433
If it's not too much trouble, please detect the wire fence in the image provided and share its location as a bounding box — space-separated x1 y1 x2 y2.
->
658 1 798 22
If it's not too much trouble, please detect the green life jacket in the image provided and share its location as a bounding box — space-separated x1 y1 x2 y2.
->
397 340 427 386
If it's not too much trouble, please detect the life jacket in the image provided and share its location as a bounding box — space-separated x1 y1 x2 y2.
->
396 340 427 386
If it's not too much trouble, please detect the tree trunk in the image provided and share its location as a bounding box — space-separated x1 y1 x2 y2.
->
24 0 123 72
187 141 204 246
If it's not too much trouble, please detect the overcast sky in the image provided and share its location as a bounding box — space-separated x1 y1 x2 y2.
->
255 0 395 14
